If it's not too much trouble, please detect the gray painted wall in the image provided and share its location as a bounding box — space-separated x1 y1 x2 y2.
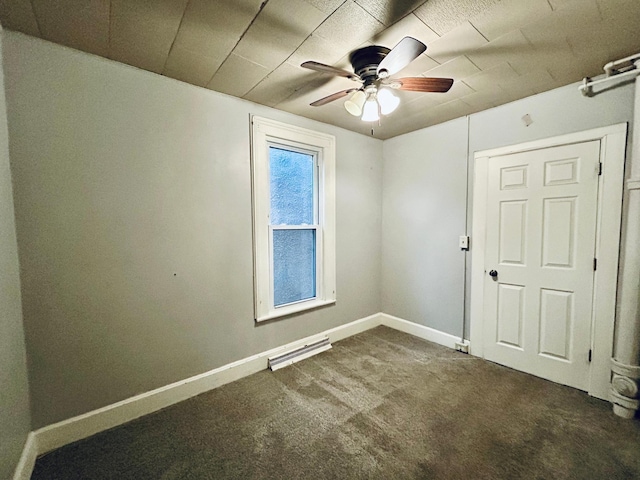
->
381 118 468 337
3 32 383 429
0 30 31 480
381 81 636 340
3 29 637 435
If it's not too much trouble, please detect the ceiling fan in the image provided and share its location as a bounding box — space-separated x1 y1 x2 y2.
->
301 37 454 122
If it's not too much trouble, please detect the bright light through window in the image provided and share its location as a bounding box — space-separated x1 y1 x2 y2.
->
251 117 336 322
269 147 317 306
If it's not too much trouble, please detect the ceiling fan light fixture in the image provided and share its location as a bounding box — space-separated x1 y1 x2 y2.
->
344 90 366 116
301 37 453 123
361 96 380 122
377 88 400 115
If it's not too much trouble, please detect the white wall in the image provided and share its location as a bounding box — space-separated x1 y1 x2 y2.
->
3 32 383 429
382 80 636 339
0 29 31 479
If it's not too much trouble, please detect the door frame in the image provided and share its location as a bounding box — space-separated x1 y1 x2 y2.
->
469 124 627 400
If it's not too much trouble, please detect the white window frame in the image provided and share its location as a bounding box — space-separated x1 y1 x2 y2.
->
251 116 336 322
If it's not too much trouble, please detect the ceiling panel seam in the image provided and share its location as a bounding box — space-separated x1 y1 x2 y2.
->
242 0 358 100
107 0 112 58
204 0 270 87
28 0 42 37
159 0 191 74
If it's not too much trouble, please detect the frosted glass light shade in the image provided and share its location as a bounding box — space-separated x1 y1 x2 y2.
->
378 88 400 115
361 98 380 122
344 90 366 116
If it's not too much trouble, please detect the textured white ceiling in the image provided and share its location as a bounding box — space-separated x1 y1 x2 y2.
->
1 0 639 139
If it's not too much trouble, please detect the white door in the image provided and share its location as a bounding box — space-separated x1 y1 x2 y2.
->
483 141 600 391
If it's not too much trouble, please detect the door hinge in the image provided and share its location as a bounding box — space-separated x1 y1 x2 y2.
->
593 258 597 271
598 162 603 176
588 349 592 362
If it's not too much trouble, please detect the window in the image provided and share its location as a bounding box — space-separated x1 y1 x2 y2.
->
251 117 336 322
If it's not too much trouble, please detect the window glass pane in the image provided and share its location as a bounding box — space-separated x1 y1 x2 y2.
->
269 146 314 225
273 229 316 306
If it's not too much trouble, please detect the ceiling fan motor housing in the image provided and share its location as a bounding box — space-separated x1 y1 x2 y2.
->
349 46 390 86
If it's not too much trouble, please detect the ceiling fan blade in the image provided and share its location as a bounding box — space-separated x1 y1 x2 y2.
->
301 61 360 81
393 77 454 93
310 89 359 106
377 37 426 77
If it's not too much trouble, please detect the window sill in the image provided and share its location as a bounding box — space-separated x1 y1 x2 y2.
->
255 299 336 323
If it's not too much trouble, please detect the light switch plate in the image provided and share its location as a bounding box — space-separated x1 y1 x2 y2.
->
459 235 469 250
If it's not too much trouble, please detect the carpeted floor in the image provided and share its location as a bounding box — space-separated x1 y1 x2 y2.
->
32 326 640 479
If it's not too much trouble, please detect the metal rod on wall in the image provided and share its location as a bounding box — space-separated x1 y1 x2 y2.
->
579 52 640 97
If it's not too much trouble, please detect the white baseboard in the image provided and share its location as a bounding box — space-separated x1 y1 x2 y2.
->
12 432 37 480
29 311 459 471
379 313 466 350
34 312 384 455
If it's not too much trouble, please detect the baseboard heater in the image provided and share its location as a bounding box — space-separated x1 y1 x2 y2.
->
268 336 332 371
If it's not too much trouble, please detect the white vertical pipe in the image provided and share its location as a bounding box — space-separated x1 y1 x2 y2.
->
611 60 640 418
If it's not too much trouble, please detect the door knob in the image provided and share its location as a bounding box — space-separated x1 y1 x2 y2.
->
489 270 498 277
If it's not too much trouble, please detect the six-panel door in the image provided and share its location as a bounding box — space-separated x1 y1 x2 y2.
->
483 141 600 391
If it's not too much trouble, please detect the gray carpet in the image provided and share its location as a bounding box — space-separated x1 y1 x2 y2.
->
32 326 640 479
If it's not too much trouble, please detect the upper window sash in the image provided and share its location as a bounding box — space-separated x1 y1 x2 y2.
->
267 141 319 227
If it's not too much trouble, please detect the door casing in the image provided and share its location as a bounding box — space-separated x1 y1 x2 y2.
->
470 124 627 400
